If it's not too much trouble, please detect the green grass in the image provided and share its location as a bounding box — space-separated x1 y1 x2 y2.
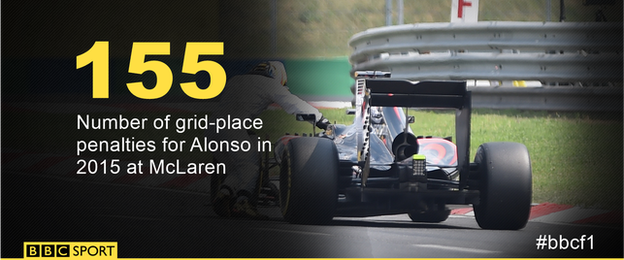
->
4 108 622 210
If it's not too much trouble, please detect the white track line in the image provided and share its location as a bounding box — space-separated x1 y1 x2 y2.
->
254 228 332 237
413 244 500 254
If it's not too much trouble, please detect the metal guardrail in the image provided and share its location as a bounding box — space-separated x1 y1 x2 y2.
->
348 22 622 82
348 22 623 111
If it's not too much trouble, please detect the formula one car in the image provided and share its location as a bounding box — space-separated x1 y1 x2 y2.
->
273 71 532 230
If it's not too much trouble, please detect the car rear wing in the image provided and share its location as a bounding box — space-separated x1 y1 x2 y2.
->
355 71 472 190
366 80 468 109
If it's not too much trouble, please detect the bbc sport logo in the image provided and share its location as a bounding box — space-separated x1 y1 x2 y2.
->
23 242 117 259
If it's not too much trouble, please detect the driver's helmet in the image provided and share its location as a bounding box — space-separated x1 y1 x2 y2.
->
248 61 287 86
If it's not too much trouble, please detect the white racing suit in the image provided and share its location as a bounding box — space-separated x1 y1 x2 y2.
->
209 74 322 194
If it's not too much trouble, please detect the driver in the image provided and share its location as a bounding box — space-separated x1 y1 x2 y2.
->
210 61 331 219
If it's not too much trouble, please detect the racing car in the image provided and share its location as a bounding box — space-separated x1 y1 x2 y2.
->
273 71 532 230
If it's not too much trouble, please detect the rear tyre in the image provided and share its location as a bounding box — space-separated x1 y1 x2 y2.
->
473 142 532 230
210 172 229 217
210 174 226 200
280 137 338 224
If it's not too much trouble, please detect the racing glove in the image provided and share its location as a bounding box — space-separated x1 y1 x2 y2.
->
315 116 331 130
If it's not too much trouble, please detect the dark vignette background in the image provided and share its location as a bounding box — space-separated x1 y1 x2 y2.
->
2 0 623 258
2 1 327 258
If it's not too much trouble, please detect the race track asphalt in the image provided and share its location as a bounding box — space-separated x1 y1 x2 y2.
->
2 171 622 258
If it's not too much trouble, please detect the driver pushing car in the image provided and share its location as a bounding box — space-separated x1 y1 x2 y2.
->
210 61 331 219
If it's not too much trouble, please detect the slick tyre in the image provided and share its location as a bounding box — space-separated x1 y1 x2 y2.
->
473 142 532 230
280 137 338 224
210 173 229 217
210 174 226 200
